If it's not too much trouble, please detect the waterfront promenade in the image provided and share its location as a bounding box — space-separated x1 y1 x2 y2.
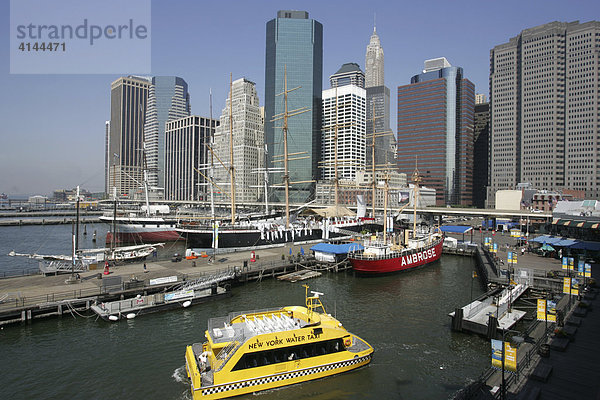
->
0 242 314 320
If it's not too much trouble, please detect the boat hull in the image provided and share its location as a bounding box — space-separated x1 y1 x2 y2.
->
349 238 443 274
178 225 363 249
100 216 181 244
106 230 180 245
187 353 372 400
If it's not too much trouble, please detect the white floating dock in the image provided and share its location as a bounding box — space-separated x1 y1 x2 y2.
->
449 283 529 335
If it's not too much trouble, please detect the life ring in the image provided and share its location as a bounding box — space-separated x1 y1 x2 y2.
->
344 337 352 347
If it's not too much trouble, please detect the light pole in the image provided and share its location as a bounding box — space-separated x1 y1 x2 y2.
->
497 328 525 400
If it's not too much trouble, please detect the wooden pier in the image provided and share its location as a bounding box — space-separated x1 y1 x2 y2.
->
0 251 339 325
277 269 322 282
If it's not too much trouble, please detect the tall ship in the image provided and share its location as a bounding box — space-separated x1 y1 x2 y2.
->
184 286 373 399
102 141 181 245
177 211 367 250
177 72 373 251
348 165 444 274
100 204 180 245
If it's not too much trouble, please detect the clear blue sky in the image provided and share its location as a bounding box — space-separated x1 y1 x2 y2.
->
0 0 598 196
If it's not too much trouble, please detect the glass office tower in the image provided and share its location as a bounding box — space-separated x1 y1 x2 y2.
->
397 58 474 206
264 10 323 203
144 76 191 190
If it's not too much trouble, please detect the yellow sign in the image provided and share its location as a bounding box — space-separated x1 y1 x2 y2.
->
563 277 579 296
536 299 545 321
491 339 503 369
504 342 517 372
491 339 517 372
536 299 556 322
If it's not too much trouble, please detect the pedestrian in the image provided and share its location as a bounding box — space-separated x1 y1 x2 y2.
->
521 247 525 256
143 263 148 273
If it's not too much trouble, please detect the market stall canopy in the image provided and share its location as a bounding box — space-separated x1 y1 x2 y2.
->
440 225 473 234
306 205 356 218
531 235 600 251
310 243 364 254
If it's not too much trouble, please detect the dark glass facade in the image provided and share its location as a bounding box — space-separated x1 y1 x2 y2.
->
473 103 490 208
264 10 323 203
397 67 474 206
108 76 149 197
366 85 393 167
146 76 190 189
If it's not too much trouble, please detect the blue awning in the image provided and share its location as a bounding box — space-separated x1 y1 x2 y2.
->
440 225 473 234
531 236 600 250
530 235 564 245
570 241 600 251
310 243 364 254
553 239 579 247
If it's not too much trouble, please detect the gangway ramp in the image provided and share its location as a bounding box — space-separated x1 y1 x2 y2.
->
449 269 532 336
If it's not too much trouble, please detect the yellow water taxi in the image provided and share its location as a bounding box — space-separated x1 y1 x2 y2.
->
184 285 373 399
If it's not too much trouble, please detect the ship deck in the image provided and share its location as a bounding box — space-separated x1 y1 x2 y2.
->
208 309 307 344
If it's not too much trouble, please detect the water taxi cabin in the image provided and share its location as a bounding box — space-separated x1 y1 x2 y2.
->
185 287 373 399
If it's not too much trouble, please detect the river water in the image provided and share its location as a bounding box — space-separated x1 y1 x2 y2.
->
0 225 489 400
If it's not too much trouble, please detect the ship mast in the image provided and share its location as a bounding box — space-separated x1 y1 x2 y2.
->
283 68 290 229
412 156 421 237
334 88 340 207
229 73 236 225
366 101 393 223
382 172 389 243
209 89 215 221
271 65 310 229
371 105 376 219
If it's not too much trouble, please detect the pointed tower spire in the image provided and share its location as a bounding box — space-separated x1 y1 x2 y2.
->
365 21 384 88
373 13 376 33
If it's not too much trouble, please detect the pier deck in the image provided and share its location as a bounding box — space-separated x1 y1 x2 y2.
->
450 283 529 335
0 242 325 325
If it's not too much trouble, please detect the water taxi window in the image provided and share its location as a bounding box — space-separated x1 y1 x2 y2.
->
231 338 344 371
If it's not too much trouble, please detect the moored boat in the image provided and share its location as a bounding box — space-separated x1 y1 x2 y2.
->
101 215 180 244
184 285 373 399
348 232 443 274
348 160 444 274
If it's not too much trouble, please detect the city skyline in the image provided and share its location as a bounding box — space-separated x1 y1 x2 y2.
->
0 0 598 195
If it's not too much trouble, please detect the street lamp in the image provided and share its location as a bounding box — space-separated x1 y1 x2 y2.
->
497 328 526 400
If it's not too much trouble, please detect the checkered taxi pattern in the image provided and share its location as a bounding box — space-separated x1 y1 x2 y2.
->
200 354 371 396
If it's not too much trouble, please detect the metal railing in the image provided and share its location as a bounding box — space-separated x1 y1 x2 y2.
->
0 268 41 279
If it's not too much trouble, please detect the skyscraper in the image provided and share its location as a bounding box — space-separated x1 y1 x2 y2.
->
364 26 393 169
397 58 475 206
264 10 323 203
329 63 365 88
214 78 265 204
104 120 110 194
321 82 366 182
473 102 490 208
365 27 384 88
489 21 600 204
164 116 217 201
144 76 191 191
107 76 150 197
